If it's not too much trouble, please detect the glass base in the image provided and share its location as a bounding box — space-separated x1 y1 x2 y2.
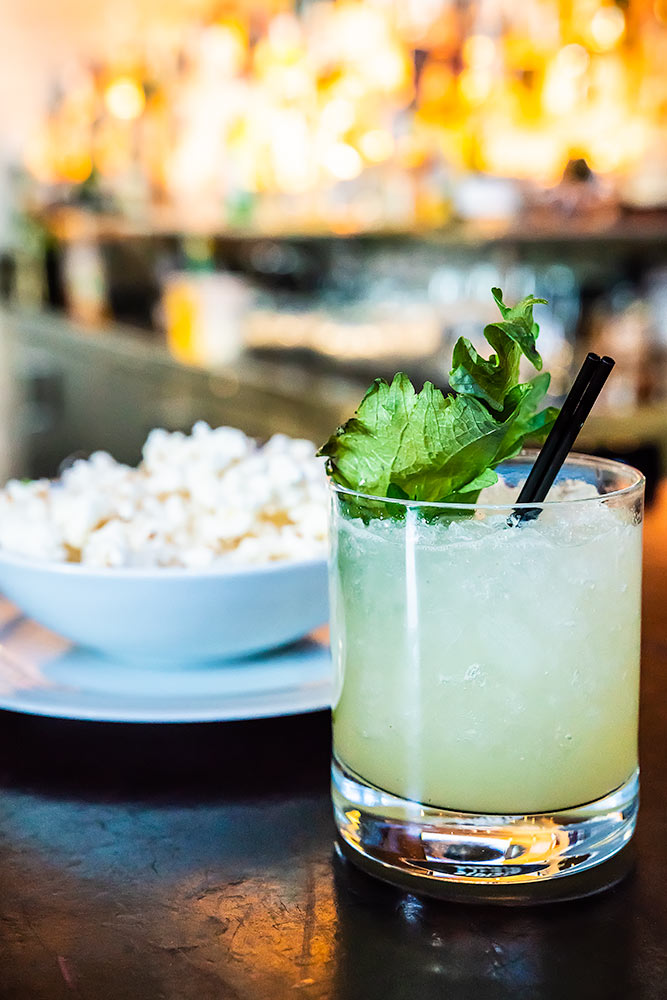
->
332 757 639 904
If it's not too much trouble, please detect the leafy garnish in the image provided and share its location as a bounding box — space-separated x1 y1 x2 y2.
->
318 288 559 505
449 289 546 410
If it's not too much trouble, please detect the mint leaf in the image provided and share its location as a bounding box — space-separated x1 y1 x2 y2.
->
319 287 559 508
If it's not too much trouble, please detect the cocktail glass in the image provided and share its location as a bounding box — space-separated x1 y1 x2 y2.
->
330 453 644 901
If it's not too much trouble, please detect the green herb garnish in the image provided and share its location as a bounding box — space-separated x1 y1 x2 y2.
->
318 288 559 504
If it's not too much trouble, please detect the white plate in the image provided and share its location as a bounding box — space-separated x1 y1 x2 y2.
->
0 600 332 723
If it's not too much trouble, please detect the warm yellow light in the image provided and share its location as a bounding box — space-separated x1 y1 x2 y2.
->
587 119 649 173
543 45 590 115
104 77 146 121
334 74 367 102
58 151 94 185
93 120 133 177
359 129 394 163
205 23 247 77
481 124 566 182
163 279 199 365
323 142 363 181
267 13 303 58
24 132 58 184
271 110 315 193
396 133 428 169
463 34 496 69
333 4 389 61
459 36 496 104
419 61 455 108
320 99 356 135
557 44 590 76
589 7 625 52
460 69 493 104
281 65 313 99
21 0 665 216
543 78 575 116
361 48 410 92
586 133 630 173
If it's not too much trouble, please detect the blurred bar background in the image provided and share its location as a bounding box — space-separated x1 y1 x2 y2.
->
0 0 665 492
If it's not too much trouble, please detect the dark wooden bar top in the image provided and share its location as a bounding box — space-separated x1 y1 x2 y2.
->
1 489 667 999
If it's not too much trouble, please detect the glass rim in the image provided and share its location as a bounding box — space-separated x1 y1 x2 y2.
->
328 450 645 512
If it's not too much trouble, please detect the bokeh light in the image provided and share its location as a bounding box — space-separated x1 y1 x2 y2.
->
104 77 146 121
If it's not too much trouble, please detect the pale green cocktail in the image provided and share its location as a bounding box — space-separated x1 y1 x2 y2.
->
330 454 644 892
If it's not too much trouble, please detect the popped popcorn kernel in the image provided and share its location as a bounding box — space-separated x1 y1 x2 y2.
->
0 425 328 569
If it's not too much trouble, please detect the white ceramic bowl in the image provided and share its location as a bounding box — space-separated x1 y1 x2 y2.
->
0 551 329 664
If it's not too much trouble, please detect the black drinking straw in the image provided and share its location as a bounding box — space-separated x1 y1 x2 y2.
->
510 352 615 523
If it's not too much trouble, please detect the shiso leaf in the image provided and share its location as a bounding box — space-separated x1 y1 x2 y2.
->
319 288 558 508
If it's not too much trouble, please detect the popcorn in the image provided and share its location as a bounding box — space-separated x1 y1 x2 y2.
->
0 424 328 569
